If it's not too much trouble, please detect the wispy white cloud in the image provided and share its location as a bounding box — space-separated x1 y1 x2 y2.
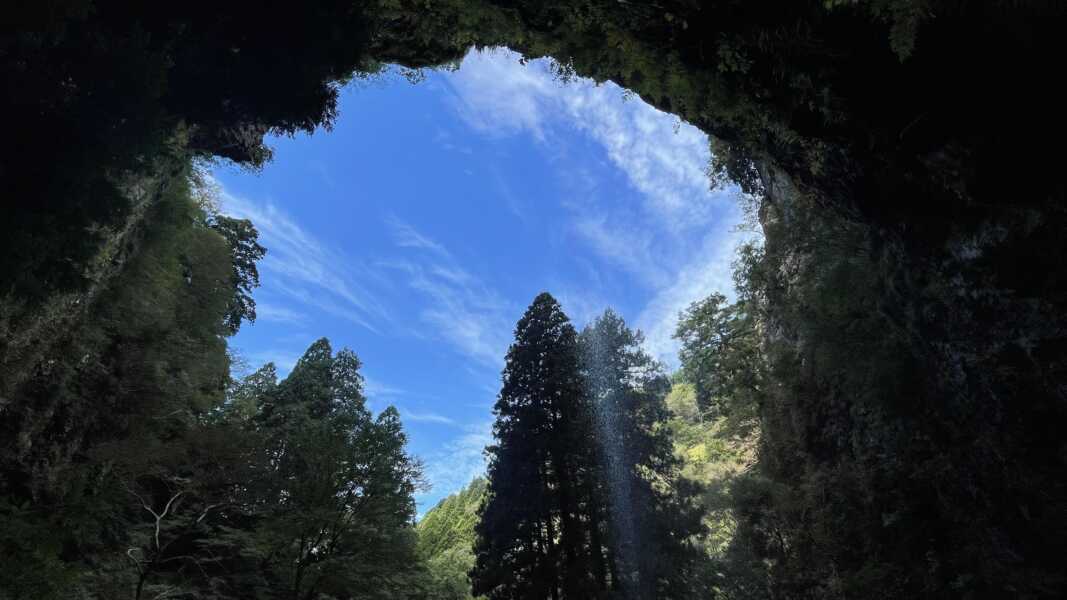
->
221 189 389 334
363 375 405 400
270 278 381 334
307 160 337 190
446 48 757 366
387 215 450 256
433 127 474 155
221 180 517 378
254 302 308 325
636 225 759 366
553 286 612 330
385 218 514 369
401 409 457 426
448 49 726 229
420 420 492 507
445 48 555 141
245 348 303 377
491 165 527 222
571 214 671 288
358 374 457 428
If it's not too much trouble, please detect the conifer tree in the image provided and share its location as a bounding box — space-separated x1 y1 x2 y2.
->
246 339 424 600
580 310 710 599
472 293 598 600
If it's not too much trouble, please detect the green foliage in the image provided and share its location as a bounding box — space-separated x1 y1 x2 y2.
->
675 281 763 438
239 339 425 600
0 169 428 599
0 499 78 600
665 380 758 588
416 478 487 600
417 478 486 560
0 163 262 599
209 214 266 335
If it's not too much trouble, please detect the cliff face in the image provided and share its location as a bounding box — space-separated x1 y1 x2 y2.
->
745 150 1067 595
0 167 172 401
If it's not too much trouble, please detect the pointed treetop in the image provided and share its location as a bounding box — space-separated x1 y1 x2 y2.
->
513 292 572 340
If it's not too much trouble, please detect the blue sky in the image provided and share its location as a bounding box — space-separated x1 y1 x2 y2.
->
214 48 754 511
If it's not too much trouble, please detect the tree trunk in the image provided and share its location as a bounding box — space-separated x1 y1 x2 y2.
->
588 496 609 590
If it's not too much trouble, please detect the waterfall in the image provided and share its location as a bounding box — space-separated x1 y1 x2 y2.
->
582 325 639 597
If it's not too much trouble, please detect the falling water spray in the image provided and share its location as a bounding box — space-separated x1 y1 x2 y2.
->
582 324 640 598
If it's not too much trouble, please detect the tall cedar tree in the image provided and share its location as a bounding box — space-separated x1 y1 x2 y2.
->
473 293 597 600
